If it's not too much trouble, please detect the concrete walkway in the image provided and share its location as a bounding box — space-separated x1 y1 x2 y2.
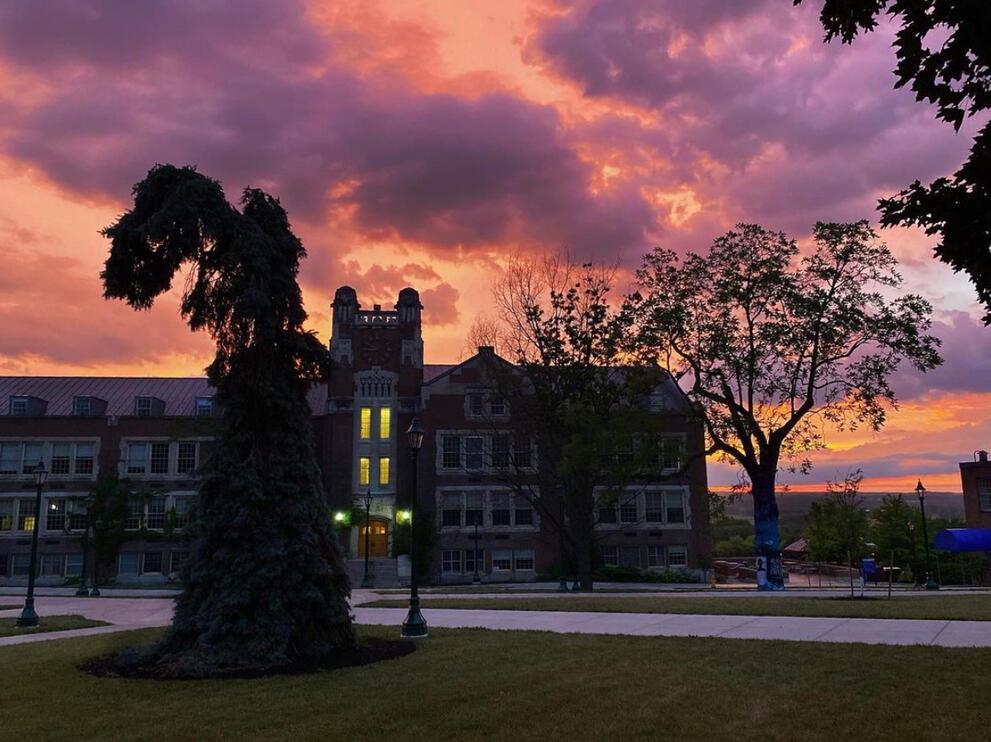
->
2 592 990 649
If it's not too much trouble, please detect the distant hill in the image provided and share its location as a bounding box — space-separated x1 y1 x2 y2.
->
722 491 964 522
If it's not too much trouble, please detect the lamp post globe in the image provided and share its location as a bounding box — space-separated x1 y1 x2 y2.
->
915 479 940 591
16 460 48 627
401 418 428 638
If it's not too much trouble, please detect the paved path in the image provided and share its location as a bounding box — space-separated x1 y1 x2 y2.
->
2 593 990 649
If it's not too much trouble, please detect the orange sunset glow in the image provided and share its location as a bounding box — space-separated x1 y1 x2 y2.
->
1 0 988 492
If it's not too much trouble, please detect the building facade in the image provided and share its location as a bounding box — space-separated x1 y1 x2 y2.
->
0 287 711 587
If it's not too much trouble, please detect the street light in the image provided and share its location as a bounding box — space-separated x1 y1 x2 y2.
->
470 513 481 586
915 479 939 591
401 417 428 638
356 488 373 589
16 460 48 627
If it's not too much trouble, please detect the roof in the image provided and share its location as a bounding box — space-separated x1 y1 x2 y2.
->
933 529 991 552
423 364 455 384
783 538 809 554
0 377 330 417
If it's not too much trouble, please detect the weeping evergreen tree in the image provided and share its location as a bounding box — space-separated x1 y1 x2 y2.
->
102 164 355 676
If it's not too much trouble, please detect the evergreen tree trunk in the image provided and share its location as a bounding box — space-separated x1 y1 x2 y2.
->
751 468 784 591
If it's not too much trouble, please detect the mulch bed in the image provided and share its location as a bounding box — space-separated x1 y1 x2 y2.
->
80 638 416 680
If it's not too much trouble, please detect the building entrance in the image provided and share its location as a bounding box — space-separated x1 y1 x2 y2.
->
358 518 389 558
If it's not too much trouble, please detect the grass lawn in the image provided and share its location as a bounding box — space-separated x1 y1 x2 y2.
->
363 594 991 621
0 614 109 637
0 604 19 610
2 626 990 741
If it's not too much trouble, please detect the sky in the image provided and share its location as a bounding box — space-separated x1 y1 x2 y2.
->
0 0 988 493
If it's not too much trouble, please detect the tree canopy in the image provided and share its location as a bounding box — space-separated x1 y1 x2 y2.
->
629 221 941 588
102 164 353 676
798 1 991 323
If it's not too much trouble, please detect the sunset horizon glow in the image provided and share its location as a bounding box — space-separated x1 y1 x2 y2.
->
1 0 988 494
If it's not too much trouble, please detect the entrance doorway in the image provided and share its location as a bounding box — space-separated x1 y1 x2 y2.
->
358 518 389 558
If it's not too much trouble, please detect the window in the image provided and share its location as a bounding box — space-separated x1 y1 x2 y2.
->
491 493 511 526
18 499 36 531
125 499 142 530
645 492 664 523
146 497 166 529
514 549 535 571
621 545 641 568
74 443 94 475
465 548 483 574
660 437 684 470
599 505 617 524
135 396 153 416
378 457 390 486
979 479 991 512
468 393 484 418
359 457 370 486
0 553 6 576
40 553 63 577
465 492 483 526
126 443 148 474
359 407 371 439
665 492 686 524
46 499 65 531
143 552 163 573
10 396 28 415
12 553 31 576
464 436 483 470
0 443 20 474
72 397 92 416
379 407 391 439
173 498 191 529
490 397 506 417
118 552 139 575
492 549 512 571
442 492 462 528
51 443 71 475
0 500 11 530
195 397 213 417
150 442 169 474
441 436 460 468
65 553 84 577
170 551 189 574
620 497 638 524
69 505 88 530
616 435 635 465
647 545 664 568
442 550 462 573
667 545 688 567
512 438 531 468
22 443 42 473
177 442 197 474
515 506 533 526
491 434 510 468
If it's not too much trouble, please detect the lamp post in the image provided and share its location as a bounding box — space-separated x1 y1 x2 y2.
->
90 518 102 597
557 493 569 592
357 488 373 589
16 460 48 627
401 418 428 638
915 479 939 591
471 514 481 586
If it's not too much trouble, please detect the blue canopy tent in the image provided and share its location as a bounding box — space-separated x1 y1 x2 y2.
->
933 529 991 552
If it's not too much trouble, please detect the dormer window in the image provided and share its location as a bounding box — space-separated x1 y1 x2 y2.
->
195 397 213 417
135 397 153 416
9 396 28 416
72 397 92 416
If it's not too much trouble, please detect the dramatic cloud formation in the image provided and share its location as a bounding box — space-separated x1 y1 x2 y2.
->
0 0 985 490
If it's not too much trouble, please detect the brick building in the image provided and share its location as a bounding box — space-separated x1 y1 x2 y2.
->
961 450 991 529
0 286 711 587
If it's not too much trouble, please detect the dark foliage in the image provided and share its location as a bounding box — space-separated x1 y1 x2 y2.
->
102 164 354 675
799 0 991 323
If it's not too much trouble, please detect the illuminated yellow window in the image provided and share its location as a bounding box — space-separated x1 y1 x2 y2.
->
379 457 390 485
379 407 391 439
359 457 370 486
360 408 371 439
